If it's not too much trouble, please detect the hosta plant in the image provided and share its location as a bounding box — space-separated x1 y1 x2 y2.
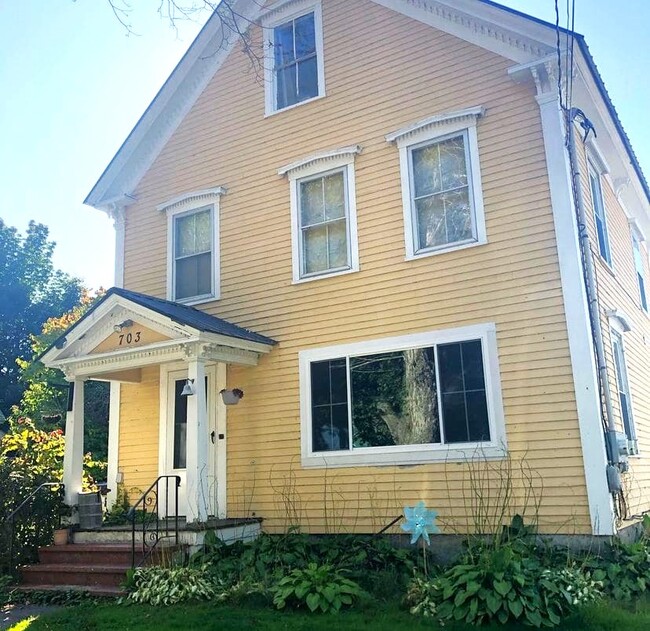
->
271 563 363 613
127 566 215 606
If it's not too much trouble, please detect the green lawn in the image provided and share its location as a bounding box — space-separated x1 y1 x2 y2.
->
12 599 650 631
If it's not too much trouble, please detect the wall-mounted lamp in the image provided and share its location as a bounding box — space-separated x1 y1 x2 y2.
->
181 379 196 397
113 319 134 333
220 388 244 405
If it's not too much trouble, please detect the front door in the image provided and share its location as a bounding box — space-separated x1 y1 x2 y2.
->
162 365 223 518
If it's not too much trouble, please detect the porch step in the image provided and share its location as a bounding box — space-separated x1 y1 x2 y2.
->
21 564 128 588
37 544 175 567
14 584 124 597
18 543 181 594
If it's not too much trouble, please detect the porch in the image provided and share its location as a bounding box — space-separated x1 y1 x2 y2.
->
40 287 276 525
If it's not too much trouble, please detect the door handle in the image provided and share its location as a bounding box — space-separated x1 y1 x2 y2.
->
210 431 216 444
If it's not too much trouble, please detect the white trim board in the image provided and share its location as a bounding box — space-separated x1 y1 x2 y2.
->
535 91 614 535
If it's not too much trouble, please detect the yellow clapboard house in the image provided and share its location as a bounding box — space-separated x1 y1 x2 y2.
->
43 0 650 540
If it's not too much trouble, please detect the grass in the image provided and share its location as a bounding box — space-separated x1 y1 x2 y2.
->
11 598 650 631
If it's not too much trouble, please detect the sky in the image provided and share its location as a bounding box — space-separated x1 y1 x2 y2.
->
1 1 648 290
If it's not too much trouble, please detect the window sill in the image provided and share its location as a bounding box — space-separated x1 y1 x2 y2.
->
173 294 219 307
406 238 487 261
292 266 359 285
301 443 506 468
265 93 326 118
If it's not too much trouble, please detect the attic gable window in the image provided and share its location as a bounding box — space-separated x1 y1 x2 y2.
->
158 188 224 305
263 2 325 115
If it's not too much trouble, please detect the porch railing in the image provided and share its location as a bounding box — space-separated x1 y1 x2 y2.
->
1 482 64 575
127 475 181 568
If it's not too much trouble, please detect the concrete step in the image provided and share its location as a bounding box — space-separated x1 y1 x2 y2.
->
21 563 129 588
38 544 176 567
15 584 124 597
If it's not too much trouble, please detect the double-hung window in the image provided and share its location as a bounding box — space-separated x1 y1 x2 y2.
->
632 232 648 312
611 328 638 454
265 3 324 114
387 107 487 259
588 163 612 266
281 146 360 282
159 188 223 304
299 323 506 467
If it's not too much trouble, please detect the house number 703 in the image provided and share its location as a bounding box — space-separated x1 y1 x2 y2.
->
118 331 141 345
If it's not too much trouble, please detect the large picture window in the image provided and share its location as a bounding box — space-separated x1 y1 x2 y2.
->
299 324 505 467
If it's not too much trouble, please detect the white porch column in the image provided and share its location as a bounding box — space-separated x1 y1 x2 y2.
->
185 358 209 523
63 379 85 507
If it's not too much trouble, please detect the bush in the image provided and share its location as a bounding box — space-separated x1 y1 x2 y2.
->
127 566 216 606
408 543 602 628
271 563 363 613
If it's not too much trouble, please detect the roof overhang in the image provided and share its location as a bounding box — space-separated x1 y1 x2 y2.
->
41 291 275 381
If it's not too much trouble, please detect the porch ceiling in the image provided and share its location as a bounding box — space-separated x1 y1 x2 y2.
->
40 287 276 380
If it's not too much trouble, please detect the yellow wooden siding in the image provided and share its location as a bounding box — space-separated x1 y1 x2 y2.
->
118 366 160 501
576 134 650 522
118 0 592 533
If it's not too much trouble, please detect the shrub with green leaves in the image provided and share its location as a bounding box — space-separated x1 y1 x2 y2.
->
271 563 363 613
127 566 215 606
408 544 601 628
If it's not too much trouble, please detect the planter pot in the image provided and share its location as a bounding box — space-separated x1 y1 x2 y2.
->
220 389 243 405
53 528 69 545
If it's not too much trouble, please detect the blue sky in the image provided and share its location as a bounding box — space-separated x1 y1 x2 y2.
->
1 1 648 290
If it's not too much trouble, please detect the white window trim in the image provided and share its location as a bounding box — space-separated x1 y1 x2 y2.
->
608 321 639 455
631 231 649 314
387 108 487 260
160 188 224 305
262 0 325 117
587 160 613 270
283 148 361 283
298 322 507 468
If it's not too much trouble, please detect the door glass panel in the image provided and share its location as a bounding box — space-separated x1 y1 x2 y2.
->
172 376 209 470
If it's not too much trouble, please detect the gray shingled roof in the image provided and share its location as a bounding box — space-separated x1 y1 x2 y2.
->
43 287 276 358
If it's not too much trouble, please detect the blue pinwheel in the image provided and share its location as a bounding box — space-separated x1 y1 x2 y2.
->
401 501 439 545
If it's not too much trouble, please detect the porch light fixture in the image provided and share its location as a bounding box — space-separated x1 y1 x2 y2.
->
181 379 196 396
220 388 244 405
113 319 134 333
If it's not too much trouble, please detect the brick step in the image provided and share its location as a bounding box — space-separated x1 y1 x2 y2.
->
38 544 177 566
21 564 129 588
15 584 124 597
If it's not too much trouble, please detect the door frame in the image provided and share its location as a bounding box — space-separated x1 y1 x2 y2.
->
158 362 227 519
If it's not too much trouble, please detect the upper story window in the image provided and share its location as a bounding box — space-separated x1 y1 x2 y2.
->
386 107 487 260
264 2 325 115
280 146 361 283
588 163 612 266
632 232 648 313
610 326 638 454
299 323 506 467
158 188 224 305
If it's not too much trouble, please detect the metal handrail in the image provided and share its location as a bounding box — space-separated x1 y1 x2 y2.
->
3 482 63 525
128 475 180 568
2 481 65 574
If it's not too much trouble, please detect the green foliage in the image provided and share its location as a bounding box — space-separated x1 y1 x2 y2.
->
405 575 438 617
0 219 83 416
410 545 601 627
0 417 101 574
271 563 363 613
127 566 216 606
193 530 416 601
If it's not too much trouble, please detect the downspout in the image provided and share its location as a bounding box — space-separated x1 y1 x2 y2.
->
565 108 617 457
